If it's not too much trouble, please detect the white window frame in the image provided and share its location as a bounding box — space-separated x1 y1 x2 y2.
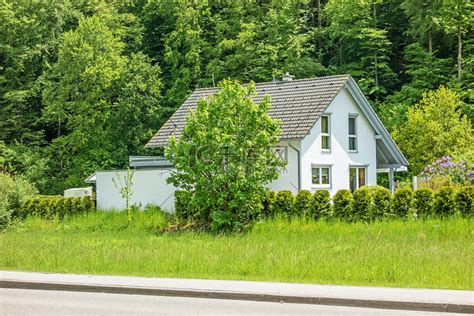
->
348 114 358 152
349 166 367 191
312 165 332 188
321 114 331 152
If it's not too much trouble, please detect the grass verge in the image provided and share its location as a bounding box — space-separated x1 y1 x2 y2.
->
0 211 472 290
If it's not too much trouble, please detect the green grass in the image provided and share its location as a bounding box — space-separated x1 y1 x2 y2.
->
1 211 472 290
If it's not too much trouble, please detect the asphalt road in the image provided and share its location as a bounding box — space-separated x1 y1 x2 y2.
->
0 288 462 316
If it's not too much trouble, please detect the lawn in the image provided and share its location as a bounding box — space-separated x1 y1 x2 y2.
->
0 212 472 290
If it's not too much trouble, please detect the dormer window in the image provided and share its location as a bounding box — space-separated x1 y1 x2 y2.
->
321 115 330 151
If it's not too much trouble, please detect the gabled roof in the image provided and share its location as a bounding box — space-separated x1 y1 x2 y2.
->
146 75 350 147
146 74 408 167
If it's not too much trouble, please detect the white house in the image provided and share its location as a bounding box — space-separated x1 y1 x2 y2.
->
87 74 407 211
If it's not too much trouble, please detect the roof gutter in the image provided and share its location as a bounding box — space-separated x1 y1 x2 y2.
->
288 140 301 191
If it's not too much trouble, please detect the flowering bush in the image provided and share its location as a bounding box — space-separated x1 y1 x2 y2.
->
420 156 473 189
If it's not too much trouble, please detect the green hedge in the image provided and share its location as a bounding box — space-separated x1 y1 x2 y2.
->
24 195 95 219
294 190 313 219
274 190 294 217
369 186 391 220
413 188 434 219
312 190 331 220
259 186 471 223
456 186 473 217
433 186 456 218
175 190 192 219
391 188 413 219
351 187 371 222
333 189 353 220
262 190 277 218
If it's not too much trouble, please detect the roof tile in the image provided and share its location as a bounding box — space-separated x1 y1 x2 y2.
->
146 75 350 147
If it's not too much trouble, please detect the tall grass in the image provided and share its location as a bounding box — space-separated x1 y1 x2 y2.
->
1 212 472 290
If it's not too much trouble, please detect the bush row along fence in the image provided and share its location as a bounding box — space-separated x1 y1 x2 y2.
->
23 195 95 219
176 186 473 222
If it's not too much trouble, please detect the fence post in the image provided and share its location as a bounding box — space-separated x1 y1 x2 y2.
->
412 176 418 191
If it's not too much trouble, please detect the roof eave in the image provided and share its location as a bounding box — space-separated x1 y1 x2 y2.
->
344 77 409 167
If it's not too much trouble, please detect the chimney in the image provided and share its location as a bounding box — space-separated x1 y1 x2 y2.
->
282 72 294 82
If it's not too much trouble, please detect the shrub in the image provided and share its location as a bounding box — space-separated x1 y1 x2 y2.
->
175 190 192 219
24 195 95 220
455 186 473 217
391 188 413 219
312 190 331 220
413 188 434 219
165 81 285 232
351 187 372 222
333 189 353 220
369 186 391 220
433 186 456 218
294 190 313 219
0 173 37 228
274 190 294 217
261 190 276 219
84 195 95 211
420 156 472 189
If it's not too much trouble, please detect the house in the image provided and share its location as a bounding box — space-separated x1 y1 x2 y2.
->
87 74 407 211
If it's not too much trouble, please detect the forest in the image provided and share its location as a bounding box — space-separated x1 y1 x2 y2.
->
0 0 472 194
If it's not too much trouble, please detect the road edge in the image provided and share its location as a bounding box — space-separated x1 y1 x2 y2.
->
1 279 472 314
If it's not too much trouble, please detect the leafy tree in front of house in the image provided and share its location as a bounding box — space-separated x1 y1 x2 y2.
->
166 80 285 231
393 86 473 174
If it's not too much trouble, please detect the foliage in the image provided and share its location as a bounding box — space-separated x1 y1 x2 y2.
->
24 195 95 219
393 87 473 174
274 191 295 218
293 190 313 219
351 187 372 222
369 186 392 220
312 190 331 220
112 167 134 224
0 172 37 229
433 186 456 218
1 0 472 197
333 189 353 220
420 156 473 189
413 188 434 219
165 80 285 231
391 188 413 219
261 190 277 219
174 190 192 220
455 186 473 218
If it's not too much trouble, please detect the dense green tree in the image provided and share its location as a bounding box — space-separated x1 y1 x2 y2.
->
379 43 451 131
393 87 473 174
0 0 84 145
402 0 442 53
437 0 473 80
0 0 470 193
165 80 285 231
41 14 162 193
324 0 396 100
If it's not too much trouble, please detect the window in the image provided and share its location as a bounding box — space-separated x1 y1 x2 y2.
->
349 167 366 191
348 115 357 151
321 115 330 150
312 166 331 186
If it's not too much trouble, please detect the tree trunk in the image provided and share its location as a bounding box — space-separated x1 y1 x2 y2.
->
317 0 322 58
428 28 433 54
457 26 462 80
373 2 378 88
57 117 61 137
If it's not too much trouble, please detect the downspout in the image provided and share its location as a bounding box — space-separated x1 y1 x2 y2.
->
288 140 301 191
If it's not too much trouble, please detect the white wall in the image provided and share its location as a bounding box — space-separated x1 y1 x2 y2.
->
95 168 176 212
267 140 300 194
300 88 377 196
